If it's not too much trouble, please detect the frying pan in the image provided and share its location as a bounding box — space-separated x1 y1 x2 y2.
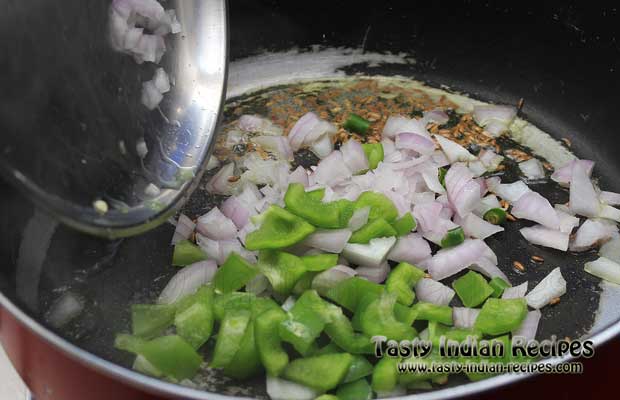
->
2 0 620 399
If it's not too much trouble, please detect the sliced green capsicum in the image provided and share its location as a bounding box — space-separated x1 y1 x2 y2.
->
245 205 316 250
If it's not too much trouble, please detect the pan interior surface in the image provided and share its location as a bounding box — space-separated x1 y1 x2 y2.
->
3 48 620 400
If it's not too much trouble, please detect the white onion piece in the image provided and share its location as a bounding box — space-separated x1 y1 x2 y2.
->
312 265 357 295
569 161 600 217
288 166 309 187
452 307 480 329
309 134 334 159
266 376 318 400
288 112 336 150
474 195 502 217
302 229 352 253
281 296 296 311
519 225 569 251
158 260 217 304
470 257 509 283
381 137 396 155
551 159 594 185
356 261 390 283
445 163 480 217
253 136 293 160
478 149 504 171
196 207 237 241
396 133 436 155
569 219 616 252
141 80 163 110
502 282 528 299
409 191 436 205
384 150 404 163
382 116 430 139
412 201 443 233
584 257 620 284
473 105 516 127
238 115 283 135
245 274 270 295
153 67 170 93
457 213 504 240
171 213 195 244
512 310 541 341
435 135 476 163
415 278 455 306
599 191 620 206
555 207 580 233
519 158 545 180
241 154 290 190
132 34 166 64
46 292 84 328
348 207 370 231
421 109 449 125
488 180 531 203
220 196 252 229
431 150 450 167
599 237 620 264
387 233 432 266
598 204 620 223
511 191 560 229
525 267 566 309
196 235 254 265
342 237 396 268
206 163 236 195
421 167 446 195
313 150 352 187
206 156 220 171
468 161 487 177
166 9 182 34
427 239 488 281
340 139 369 174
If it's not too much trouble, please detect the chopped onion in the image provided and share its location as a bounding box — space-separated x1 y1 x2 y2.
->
281 296 296 311
472 105 516 133
445 163 480 217
478 149 504 171
313 150 352 187
512 310 541 341
470 257 509 283
468 161 487 177
555 206 580 234
502 281 528 299
569 161 600 217
356 261 390 283
598 204 620 223
46 292 84 328
288 166 309 187
474 195 502 217
435 135 476 163
415 278 455 306
206 156 220 171
599 191 620 206
141 80 163 110
312 265 357 295
551 159 594 185
511 191 560 229
239 115 283 136
253 136 293 160
340 139 369 174
421 167 446 195
387 233 432 265
427 239 489 281
488 180 531 203
584 257 620 284
171 213 195 244
342 237 397 268
525 267 566 309
302 229 352 253
221 196 252 229
288 112 336 150
158 260 217 304
266 376 318 400
518 158 545 180
599 237 620 264
153 67 170 93
309 133 334 159
241 154 290 190
196 207 238 241
457 213 504 240
382 116 430 139
519 225 569 251
569 219 616 252
348 206 370 231
452 307 480 329
206 163 236 195
396 133 436 155
381 137 396 155
246 274 270 295
421 109 449 125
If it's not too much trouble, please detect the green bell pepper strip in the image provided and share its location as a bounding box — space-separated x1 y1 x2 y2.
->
440 227 465 248
361 143 384 170
213 292 279 321
314 395 340 400
222 321 263 379
211 309 252 368
483 208 507 225
336 379 372 400
348 218 397 244
174 286 215 349
410 302 453 325
438 167 447 188
284 183 355 229
359 293 416 341
245 205 316 250
371 356 399 393
342 356 373 383
343 113 371 135
385 262 425 306
293 272 318 295
131 304 176 338
474 298 527 335
115 334 202 381
132 355 162 378
301 253 339 271
307 187 326 201
354 191 398 222
325 277 384 311
452 271 494 308
282 353 354 392
257 250 308 295
351 291 417 330
489 277 511 298
254 308 289 376
313 342 343 356
427 321 480 347
391 212 417 236
323 313 375 354
172 240 208 267
461 335 511 381
398 351 445 385
213 252 258 294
